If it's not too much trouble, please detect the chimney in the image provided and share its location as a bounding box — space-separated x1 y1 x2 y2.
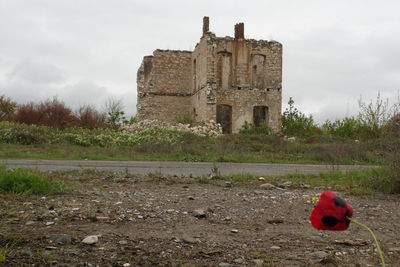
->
203 16 209 35
234 23 244 39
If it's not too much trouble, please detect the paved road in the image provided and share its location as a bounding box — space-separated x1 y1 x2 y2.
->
1 159 376 177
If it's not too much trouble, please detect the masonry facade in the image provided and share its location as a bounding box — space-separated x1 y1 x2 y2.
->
137 17 282 133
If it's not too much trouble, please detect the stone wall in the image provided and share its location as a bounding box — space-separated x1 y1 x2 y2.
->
137 50 193 122
137 17 283 133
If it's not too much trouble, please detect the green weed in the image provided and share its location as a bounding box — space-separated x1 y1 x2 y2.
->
0 166 67 195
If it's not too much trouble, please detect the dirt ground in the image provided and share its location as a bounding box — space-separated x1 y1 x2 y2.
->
1 174 399 266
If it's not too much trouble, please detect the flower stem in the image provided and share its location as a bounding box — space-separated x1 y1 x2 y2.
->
347 217 385 267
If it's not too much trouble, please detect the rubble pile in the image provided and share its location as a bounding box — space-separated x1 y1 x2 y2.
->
123 119 222 137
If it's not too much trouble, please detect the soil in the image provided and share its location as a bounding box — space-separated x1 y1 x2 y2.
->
1 174 399 266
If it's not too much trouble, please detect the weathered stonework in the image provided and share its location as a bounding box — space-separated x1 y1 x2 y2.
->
137 17 283 133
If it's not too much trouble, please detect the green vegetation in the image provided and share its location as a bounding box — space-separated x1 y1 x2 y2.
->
0 92 399 193
0 165 67 195
0 122 385 164
221 168 395 194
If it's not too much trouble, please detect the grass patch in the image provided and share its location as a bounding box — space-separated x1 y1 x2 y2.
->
0 166 67 195
221 167 394 195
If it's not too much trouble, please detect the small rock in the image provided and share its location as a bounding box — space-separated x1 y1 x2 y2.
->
82 235 98 245
123 263 131 267
95 216 109 221
193 209 206 218
25 221 35 225
45 222 54 226
279 181 292 188
258 177 265 181
188 196 195 200
260 183 275 190
119 240 128 245
253 259 264 266
20 248 34 257
231 229 239 233
219 262 232 267
182 234 197 244
234 258 244 264
223 216 231 221
270 245 281 250
224 181 232 188
253 190 264 195
389 247 400 252
311 251 329 258
55 235 72 245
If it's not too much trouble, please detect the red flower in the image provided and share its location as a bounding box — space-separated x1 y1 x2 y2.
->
310 191 353 231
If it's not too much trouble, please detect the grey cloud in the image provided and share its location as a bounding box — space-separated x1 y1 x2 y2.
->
6 59 65 85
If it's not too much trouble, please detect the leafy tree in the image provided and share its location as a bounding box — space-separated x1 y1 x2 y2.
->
282 97 317 137
104 97 126 130
0 95 17 121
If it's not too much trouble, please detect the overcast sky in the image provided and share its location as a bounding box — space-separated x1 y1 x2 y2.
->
1 0 399 123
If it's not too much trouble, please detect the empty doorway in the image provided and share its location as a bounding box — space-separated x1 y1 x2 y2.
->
217 104 232 134
253 106 268 127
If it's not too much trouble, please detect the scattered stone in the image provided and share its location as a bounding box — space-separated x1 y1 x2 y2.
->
311 251 329 258
188 196 195 200
82 235 98 245
259 183 275 190
219 262 232 267
234 258 244 264
25 221 35 225
119 240 129 245
253 190 264 195
55 235 72 245
193 209 206 218
123 119 222 137
258 177 265 181
270 245 281 250
95 216 110 221
279 181 292 188
224 181 232 188
231 229 238 233
222 216 231 221
20 248 34 257
253 259 264 266
45 222 55 226
123 264 131 267
182 234 197 244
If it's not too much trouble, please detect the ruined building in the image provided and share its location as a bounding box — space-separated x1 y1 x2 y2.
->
137 17 282 133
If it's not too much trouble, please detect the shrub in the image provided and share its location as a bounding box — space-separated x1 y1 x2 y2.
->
75 105 107 129
0 95 17 121
104 97 126 130
282 97 318 137
14 98 76 129
322 117 361 138
239 121 274 135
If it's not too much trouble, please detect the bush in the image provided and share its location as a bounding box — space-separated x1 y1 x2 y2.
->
14 98 76 129
239 121 274 135
282 97 318 137
0 95 17 121
322 117 361 138
75 105 107 129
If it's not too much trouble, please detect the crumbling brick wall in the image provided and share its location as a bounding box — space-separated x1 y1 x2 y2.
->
137 17 283 133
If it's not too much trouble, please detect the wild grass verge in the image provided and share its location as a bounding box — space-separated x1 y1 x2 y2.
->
0 166 67 195
221 167 395 194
